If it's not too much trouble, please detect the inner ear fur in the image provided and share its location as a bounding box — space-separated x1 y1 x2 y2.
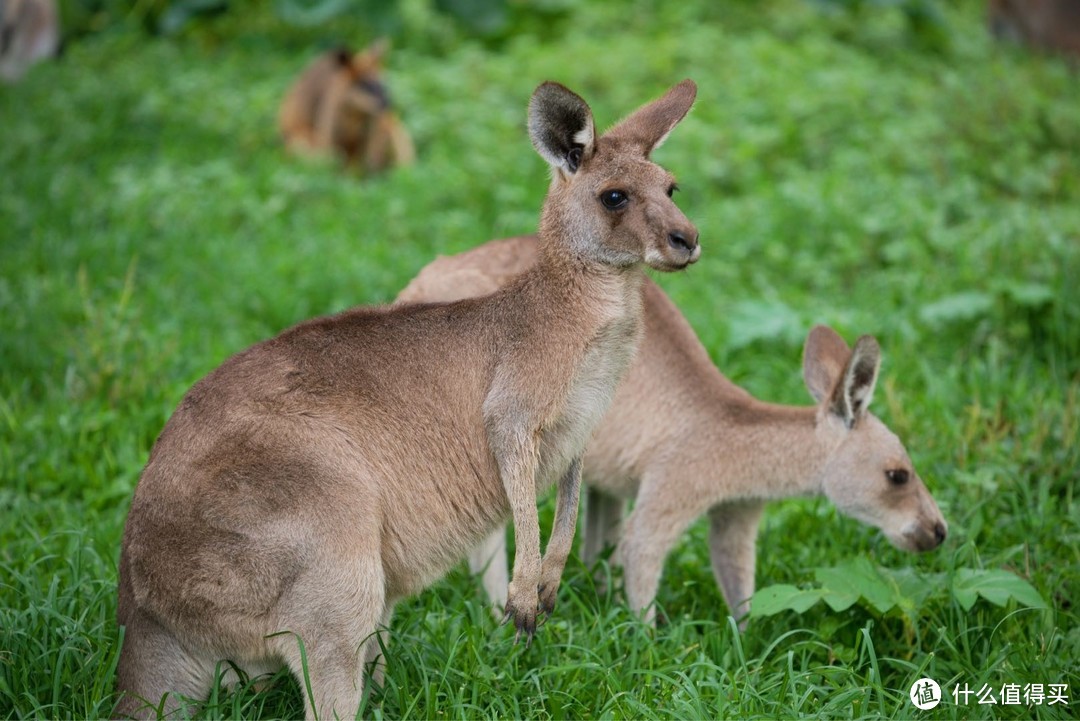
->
528 82 595 175
803 324 851 403
603 79 697 157
828 335 881 428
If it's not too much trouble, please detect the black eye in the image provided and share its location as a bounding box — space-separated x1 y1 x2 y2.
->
667 184 678 198
600 190 628 210
886 469 910 486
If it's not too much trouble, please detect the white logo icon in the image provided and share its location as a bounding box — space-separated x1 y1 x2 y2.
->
911 677 942 710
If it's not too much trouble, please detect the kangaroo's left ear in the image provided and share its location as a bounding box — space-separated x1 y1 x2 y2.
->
829 335 881 428
528 82 596 177
803 324 851 404
603 79 697 157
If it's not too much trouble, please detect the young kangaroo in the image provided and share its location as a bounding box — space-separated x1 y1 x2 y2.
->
278 39 415 174
116 81 699 719
988 0 1080 58
397 235 948 627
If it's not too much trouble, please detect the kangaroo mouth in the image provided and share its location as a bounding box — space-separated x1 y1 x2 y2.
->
647 244 700 271
894 520 947 553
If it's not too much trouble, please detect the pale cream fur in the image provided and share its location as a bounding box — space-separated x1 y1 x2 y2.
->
398 235 948 628
116 81 699 720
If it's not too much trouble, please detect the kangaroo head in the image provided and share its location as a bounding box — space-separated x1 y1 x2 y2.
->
528 80 700 271
335 38 391 114
803 325 947 553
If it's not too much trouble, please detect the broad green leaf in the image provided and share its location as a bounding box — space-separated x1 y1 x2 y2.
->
726 299 804 350
749 584 825 617
918 291 994 327
952 569 1048 612
815 556 897 614
1000 281 1055 308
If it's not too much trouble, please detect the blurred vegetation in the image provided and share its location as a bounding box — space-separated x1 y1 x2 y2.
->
1 0 1078 718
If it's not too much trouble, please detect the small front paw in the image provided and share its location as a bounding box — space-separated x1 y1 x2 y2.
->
502 586 538 646
537 581 560 616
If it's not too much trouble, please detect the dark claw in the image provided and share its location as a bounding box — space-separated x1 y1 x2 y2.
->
504 598 538 646
538 583 558 617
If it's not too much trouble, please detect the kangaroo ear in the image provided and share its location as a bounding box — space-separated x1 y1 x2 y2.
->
352 38 389 73
528 82 595 176
603 79 697 156
828 335 881 428
803 325 851 403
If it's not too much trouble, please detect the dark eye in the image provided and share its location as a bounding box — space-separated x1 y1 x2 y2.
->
886 469 910 486
667 184 678 198
600 189 629 210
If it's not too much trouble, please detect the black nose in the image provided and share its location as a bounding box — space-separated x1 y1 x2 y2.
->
668 230 697 253
933 522 947 546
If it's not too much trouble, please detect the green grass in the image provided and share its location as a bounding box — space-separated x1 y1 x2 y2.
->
1 0 1078 718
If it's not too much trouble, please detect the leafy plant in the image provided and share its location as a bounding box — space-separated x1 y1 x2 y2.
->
750 556 1048 623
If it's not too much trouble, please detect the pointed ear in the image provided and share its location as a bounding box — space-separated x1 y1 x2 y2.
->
803 325 851 403
828 335 881 428
352 38 389 72
528 82 595 176
603 79 697 156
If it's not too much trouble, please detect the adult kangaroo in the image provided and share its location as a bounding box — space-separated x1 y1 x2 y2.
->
116 80 699 719
398 235 947 628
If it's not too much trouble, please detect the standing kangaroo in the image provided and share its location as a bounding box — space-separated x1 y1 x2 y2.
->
397 235 948 627
116 81 700 719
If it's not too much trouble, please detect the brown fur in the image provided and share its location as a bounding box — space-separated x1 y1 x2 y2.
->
0 0 59 83
116 80 699 720
398 235 948 628
989 0 1080 58
278 40 415 174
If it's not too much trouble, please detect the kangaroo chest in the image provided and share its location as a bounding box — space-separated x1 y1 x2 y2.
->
536 310 643 489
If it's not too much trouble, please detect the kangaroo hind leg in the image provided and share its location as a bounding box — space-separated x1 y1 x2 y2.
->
115 608 216 719
270 555 386 721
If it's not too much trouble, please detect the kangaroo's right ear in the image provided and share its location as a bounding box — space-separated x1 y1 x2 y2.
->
528 82 595 177
803 325 851 403
349 37 389 73
828 335 881 428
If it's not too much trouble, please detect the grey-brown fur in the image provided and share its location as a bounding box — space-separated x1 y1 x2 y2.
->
0 0 58 83
116 80 699 719
989 0 1080 58
397 235 948 628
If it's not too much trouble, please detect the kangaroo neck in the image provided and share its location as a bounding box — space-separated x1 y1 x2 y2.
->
706 391 838 501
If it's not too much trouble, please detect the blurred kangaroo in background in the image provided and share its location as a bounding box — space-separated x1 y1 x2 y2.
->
278 39 415 174
117 80 700 720
0 0 59 83
989 0 1080 58
399 235 948 628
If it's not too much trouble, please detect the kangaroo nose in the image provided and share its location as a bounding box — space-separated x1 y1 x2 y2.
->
668 230 698 253
933 522 947 546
